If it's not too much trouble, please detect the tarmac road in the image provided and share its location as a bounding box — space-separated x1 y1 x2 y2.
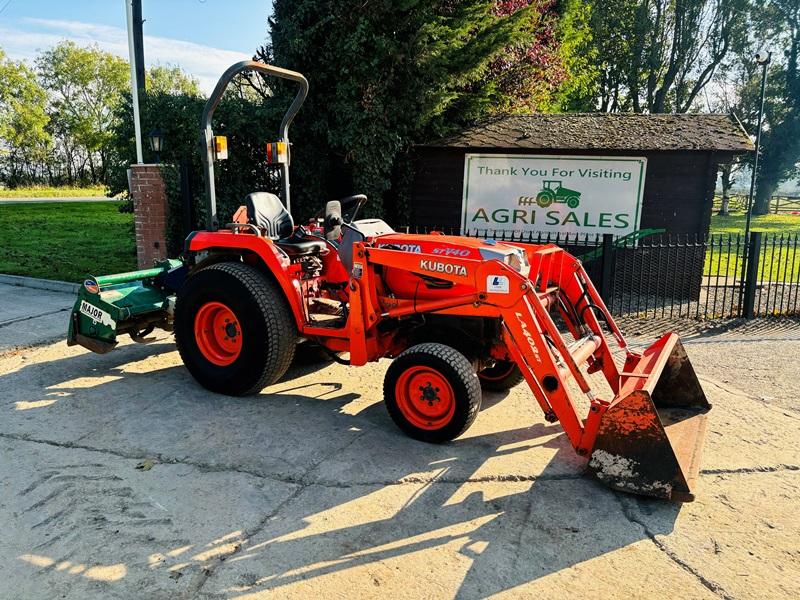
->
0 282 798 599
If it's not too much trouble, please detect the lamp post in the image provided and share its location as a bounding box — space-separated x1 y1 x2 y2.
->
744 50 771 243
738 49 770 316
148 127 163 164
124 0 143 163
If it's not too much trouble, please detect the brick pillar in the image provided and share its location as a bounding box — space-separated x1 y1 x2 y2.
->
131 164 168 268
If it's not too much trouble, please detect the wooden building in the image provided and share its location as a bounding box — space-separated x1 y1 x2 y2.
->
410 113 753 236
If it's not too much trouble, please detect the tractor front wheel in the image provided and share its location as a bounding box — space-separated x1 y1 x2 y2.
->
384 343 481 443
175 262 296 396
478 360 524 391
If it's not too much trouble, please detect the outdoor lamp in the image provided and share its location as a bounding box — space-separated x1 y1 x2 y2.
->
754 50 771 65
148 127 163 163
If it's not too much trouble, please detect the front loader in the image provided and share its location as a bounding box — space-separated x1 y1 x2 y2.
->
68 61 711 501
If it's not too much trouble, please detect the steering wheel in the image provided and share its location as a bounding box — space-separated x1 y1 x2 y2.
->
336 194 368 224
314 194 368 225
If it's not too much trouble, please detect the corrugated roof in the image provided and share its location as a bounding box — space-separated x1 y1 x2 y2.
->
424 113 754 152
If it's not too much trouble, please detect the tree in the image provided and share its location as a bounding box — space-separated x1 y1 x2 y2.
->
488 0 595 113
590 0 639 111
0 48 51 187
707 60 759 214
36 41 129 184
146 64 202 97
261 0 587 220
752 0 800 214
590 0 750 113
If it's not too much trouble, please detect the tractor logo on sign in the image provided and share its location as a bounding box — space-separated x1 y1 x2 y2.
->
519 180 581 209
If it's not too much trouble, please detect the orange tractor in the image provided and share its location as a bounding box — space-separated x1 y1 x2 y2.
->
68 62 711 501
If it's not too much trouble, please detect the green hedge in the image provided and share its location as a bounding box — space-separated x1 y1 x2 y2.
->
108 89 292 255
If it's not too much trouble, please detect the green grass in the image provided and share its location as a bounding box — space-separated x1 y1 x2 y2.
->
0 201 136 282
707 212 800 282
710 212 800 235
0 185 110 198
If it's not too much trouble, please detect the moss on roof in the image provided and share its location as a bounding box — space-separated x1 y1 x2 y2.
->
425 113 753 152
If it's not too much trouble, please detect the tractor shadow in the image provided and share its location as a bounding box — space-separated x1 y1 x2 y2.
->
207 408 682 597
0 339 683 597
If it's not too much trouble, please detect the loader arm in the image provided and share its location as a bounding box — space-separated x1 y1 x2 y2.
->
365 243 710 501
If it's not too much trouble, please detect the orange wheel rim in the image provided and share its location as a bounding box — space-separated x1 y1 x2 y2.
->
479 363 515 382
394 366 456 430
194 301 242 366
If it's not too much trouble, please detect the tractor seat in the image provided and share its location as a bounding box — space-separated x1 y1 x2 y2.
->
245 192 293 239
244 192 326 257
275 232 327 257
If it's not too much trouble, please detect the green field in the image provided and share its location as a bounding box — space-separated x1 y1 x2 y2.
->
0 185 109 198
0 201 136 282
709 212 800 235
707 212 800 282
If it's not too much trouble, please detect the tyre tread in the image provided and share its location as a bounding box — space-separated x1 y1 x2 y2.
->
384 342 481 442
175 261 296 395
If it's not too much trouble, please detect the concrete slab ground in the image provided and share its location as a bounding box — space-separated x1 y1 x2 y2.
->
0 285 798 599
0 283 72 352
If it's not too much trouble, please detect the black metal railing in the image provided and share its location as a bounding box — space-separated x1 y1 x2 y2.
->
400 226 800 320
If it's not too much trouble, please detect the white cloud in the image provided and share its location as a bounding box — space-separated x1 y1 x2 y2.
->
1 17 253 94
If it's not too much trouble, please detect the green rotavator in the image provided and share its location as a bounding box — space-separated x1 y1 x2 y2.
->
67 259 183 353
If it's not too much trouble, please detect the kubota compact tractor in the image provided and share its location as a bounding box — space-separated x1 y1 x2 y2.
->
68 62 711 501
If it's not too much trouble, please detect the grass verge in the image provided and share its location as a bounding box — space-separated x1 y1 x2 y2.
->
0 201 136 282
0 185 110 198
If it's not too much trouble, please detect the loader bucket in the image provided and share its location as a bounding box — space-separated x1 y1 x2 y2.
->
587 333 710 502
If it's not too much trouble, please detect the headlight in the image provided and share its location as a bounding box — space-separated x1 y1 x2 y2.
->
505 248 530 278
479 247 530 278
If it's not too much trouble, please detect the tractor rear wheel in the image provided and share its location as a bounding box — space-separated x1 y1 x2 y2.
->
536 191 554 208
384 343 481 443
175 262 296 396
478 360 524 391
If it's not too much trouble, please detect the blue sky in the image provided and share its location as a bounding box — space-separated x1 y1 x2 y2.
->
0 0 271 92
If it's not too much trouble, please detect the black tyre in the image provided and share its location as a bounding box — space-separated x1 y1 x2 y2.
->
175 262 296 396
478 360 524 391
384 343 481 443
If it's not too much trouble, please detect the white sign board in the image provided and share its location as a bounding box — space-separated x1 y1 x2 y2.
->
461 154 647 238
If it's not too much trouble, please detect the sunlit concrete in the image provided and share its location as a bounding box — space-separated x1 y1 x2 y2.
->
0 307 798 598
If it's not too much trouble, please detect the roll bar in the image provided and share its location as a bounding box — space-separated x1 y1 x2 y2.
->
200 60 309 231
